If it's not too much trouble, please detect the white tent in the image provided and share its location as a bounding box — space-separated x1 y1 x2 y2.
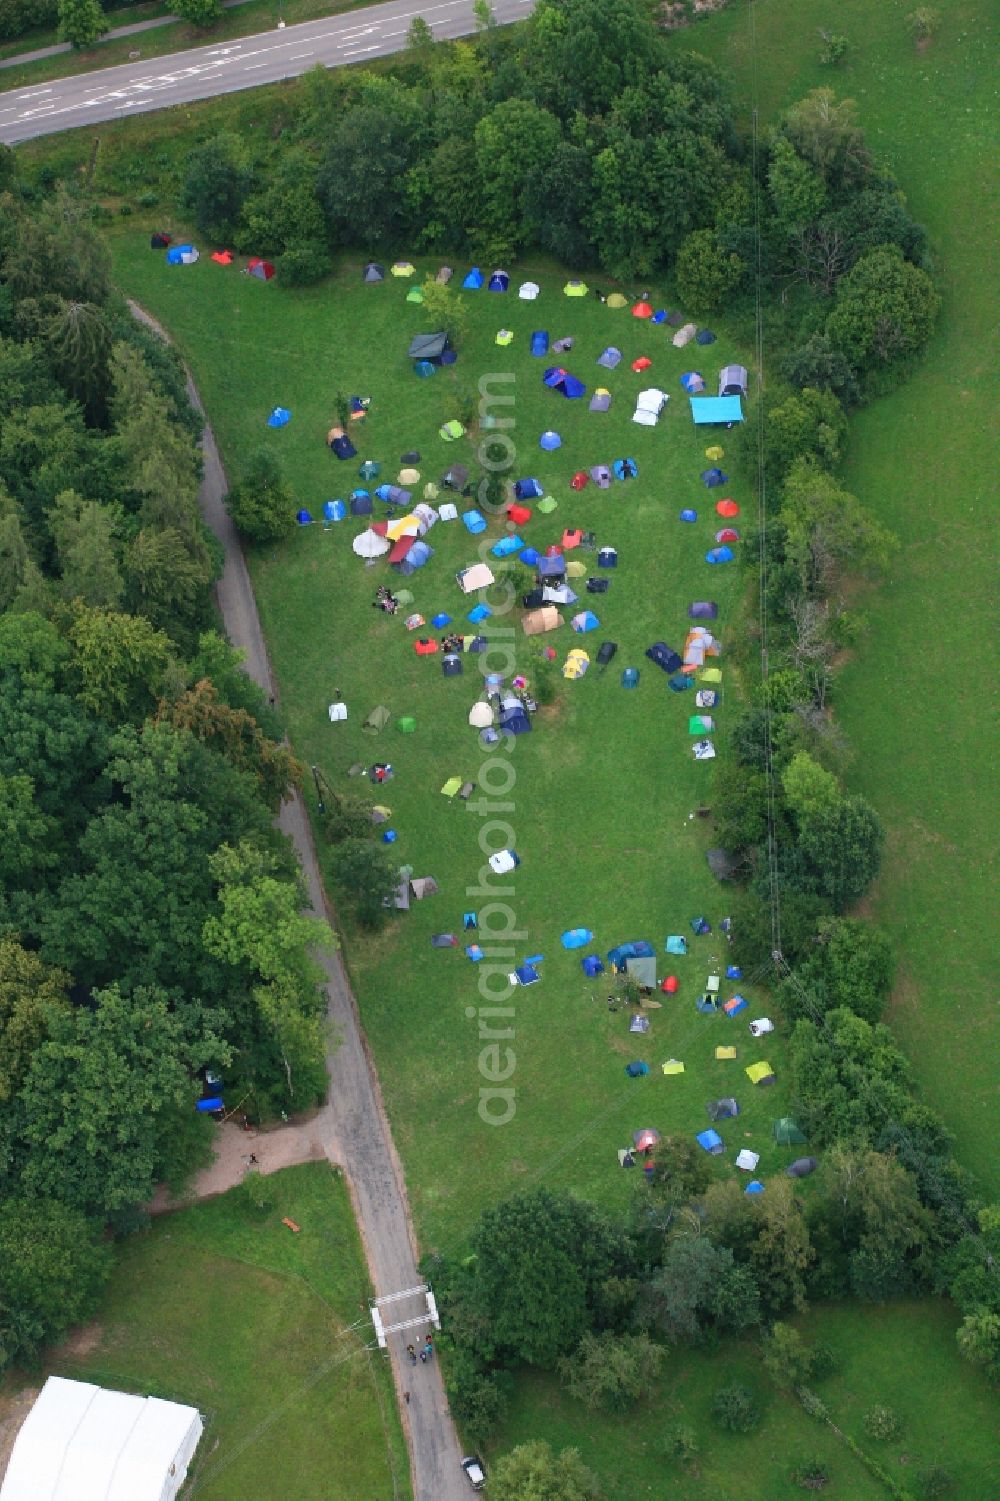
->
468 701 494 727
352 528 390 559
0 1377 202 1501
632 387 668 426
749 1017 774 1037
518 280 540 300
672 322 697 348
457 563 494 593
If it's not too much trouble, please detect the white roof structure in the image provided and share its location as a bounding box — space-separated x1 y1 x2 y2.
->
456 562 494 594
632 387 668 426
0 1377 203 1501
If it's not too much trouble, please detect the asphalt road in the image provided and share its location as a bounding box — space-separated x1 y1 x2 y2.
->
0 0 532 143
127 303 470 1501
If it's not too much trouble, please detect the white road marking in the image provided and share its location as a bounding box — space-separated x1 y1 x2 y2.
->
17 87 53 98
289 51 314 58
244 61 268 68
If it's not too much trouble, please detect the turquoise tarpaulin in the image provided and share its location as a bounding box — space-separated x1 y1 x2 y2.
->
690 396 744 425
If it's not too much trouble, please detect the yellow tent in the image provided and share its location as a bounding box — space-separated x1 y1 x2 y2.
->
495 329 514 346
746 1060 775 1085
440 776 463 798
566 560 587 578
563 648 590 679
698 667 723 684
390 260 415 277
386 513 420 541
607 292 628 309
705 445 725 461
661 1059 685 1076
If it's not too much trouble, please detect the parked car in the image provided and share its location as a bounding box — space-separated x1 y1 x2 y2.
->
461 1455 486 1491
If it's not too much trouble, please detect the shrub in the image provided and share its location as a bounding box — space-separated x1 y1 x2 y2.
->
818 31 848 65
662 1423 699 1468
863 1404 901 1441
791 1455 830 1490
322 795 374 845
907 7 940 41
712 1383 759 1433
278 241 332 287
919 1466 955 1498
240 1169 275 1217
225 448 296 544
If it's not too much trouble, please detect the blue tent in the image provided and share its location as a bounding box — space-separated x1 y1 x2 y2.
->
680 371 705 393
331 434 356 459
492 535 524 558
646 641 682 674
581 954 604 977
597 346 622 370
519 546 541 566
691 397 743 426
745 1180 765 1195
561 928 593 949
538 556 565 579
463 509 487 533
488 269 509 292
621 667 639 688
668 673 693 692
530 331 549 357
613 458 638 480
196 1096 224 1113
680 508 698 522
431 613 451 628
665 935 688 955
323 500 346 521
515 963 539 985
727 964 743 980
395 540 432 574
701 467 729 486
543 367 586 399
468 603 492 623
573 610 600 633
706 546 734 564
697 1129 725 1154
166 245 197 265
499 700 531 735
296 509 312 525
462 267 484 289
413 360 436 378
688 601 718 619
515 478 543 500
625 1062 650 1078
349 494 372 516
651 309 667 325
695 328 717 345
540 431 562 451
268 406 291 428
607 940 655 967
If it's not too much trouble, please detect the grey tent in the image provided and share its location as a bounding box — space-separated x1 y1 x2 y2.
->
407 332 450 360
589 391 612 412
597 346 622 370
719 364 748 396
363 262 385 283
773 1117 807 1145
625 956 656 990
410 876 439 900
706 1097 740 1121
786 1157 818 1178
707 848 743 881
435 266 453 284
363 705 391 734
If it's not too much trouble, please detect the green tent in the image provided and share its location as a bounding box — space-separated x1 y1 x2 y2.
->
397 716 417 733
363 705 391 734
439 419 464 441
773 1117 806 1145
536 495 558 515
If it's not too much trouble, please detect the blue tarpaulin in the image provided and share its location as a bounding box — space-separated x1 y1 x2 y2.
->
690 396 743 426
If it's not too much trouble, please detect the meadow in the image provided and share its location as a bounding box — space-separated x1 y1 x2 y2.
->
42 1165 410 1500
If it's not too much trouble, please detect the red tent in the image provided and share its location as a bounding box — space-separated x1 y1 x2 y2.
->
507 503 532 526
716 527 740 544
562 529 583 550
414 638 438 656
247 257 276 281
570 471 589 491
661 975 678 994
388 534 416 563
716 498 740 517
211 249 234 266
545 543 563 556
632 356 652 372
632 300 653 319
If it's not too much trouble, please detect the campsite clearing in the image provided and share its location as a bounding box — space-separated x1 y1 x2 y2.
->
107 235 785 1250
23 1164 409 1501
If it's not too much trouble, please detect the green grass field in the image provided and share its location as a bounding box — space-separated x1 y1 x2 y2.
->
496 1299 1000 1500
658 0 999 1194
107 238 799 1254
46 1165 410 1500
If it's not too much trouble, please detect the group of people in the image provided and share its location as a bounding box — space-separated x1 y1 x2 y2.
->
372 585 399 615
405 1333 435 1367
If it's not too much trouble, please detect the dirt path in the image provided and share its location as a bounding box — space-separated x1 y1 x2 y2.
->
130 303 468 1501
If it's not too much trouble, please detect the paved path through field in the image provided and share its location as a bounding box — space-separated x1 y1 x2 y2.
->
130 303 468 1501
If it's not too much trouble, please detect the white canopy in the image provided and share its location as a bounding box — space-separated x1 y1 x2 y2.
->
735 1149 760 1171
489 849 517 874
352 528 390 559
0 1377 202 1501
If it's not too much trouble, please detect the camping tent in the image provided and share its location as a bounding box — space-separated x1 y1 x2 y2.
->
247 258 275 281
773 1117 807 1145
696 1129 725 1155
543 367 586 399
522 607 562 636
597 347 622 370
519 280 540 300
672 322 697 347
606 292 628 309
499 693 531 735
633 388 667 426
746 1061 776 1086
408 332 450 361
690 397 744 426
530 331 549 357
680 371 705 393
646 641 682 674
706 1098 740 1121
462 267 484 289
540 430 562 450
571 610 600 633
632 300 653 319
166 245 199 265
719 364 748 396
468 701 493 728
563 280 588 297
787 1157 818 1178
625 955 656 988
362 705 391 734
589 389 612 412
363 262 384 283
457 563 495 593
150 233 171 248
352 529 390 559
0 1376 202 1501
487 269 509 292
